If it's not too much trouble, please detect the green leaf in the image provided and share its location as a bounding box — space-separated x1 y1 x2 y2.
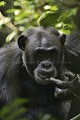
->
0 1 6 6
6 31 17 43
0 98 28 120
37 11 61 26
5 107 27 120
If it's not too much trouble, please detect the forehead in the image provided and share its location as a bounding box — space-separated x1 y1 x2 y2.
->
26 27 61 49
31 32 61 49
40 34 60 48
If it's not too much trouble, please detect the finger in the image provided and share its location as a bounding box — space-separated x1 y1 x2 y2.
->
50 78 70 89
54 87 74 100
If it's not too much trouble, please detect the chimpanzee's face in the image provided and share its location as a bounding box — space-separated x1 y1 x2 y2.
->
18 27 66 84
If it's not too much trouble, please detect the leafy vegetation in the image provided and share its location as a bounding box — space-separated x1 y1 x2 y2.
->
0 98 57 120
0 98 28 120
0 0 80 42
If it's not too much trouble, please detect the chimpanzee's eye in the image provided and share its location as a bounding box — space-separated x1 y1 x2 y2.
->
49 49 58 57
34 49 45 58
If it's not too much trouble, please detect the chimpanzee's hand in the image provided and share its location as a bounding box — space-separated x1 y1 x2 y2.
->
50 75 80 100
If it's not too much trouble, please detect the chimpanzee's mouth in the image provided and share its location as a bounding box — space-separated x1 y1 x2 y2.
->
37 74 49 79
35 73 51 84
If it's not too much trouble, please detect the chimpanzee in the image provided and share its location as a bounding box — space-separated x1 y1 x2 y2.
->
0 26 80 120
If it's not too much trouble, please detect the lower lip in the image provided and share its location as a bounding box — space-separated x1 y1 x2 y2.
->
36 74 50 81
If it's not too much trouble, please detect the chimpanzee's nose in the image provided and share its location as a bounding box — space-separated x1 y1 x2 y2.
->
41 61 52 69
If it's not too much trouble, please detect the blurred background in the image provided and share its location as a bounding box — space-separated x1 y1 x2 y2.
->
0 0 80 47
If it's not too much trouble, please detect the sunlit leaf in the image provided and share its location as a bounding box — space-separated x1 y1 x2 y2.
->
43 5 51 10
0 1 6 6
50 6 58 11
37 11 61 26
6 31 17 43
0 12 10 25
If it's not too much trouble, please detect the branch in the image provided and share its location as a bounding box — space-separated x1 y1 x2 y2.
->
0 12 18 32
70 114 80 120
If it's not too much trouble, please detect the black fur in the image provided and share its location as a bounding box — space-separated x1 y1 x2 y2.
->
64 32 80 73
0 26 80 120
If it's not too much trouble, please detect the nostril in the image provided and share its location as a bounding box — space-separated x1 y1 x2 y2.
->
42 62 52 69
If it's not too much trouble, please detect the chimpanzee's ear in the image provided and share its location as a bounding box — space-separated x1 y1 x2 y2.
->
59 34 66 45
18 35 28 50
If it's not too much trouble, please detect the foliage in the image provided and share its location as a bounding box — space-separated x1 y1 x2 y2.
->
0 1 6 7
0 98 28 120
0 0 80 39
0 97 80 120
6 0 43 31
0 97 57 120
38 1 80 34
